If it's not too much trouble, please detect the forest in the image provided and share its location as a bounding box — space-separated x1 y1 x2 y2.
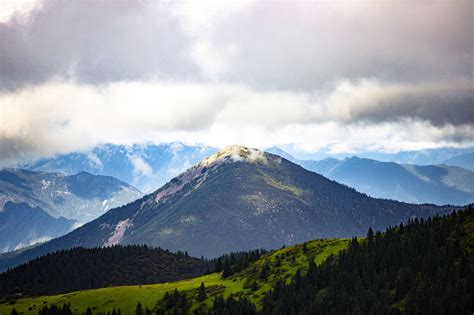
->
0 245 266 298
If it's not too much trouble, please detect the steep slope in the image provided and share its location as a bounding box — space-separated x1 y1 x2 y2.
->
0 169 142 224
443 152 474 171
0 146 454 270
0 202 75 252
27 143 217 193
266 148 474 205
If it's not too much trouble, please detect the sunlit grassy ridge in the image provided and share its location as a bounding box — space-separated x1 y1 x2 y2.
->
0 238 349 314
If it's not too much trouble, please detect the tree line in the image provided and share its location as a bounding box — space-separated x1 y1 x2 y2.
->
0 244 266 299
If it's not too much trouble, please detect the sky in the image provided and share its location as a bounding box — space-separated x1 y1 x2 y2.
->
0 0 473 166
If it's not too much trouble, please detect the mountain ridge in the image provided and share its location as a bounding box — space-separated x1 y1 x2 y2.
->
266 147 474 206
0 146 456 270
0 168 142 252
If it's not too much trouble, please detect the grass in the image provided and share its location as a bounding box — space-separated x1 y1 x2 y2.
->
0 238 350 315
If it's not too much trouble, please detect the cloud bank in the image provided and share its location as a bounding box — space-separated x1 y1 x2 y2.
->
0 0 473 164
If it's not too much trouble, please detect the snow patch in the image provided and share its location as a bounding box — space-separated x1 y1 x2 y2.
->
40 179 50 190
199 145 268 167
103 219 130 247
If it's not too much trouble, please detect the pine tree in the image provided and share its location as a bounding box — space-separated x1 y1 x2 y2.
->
215 258 223 272
260 263 270 280
367 227 374 243
135 302 143 315
197 282 207 301
222 260 232 278
251 280 259 291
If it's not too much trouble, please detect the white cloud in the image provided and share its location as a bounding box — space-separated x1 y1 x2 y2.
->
129 155 153 178
87 152 103 168
0 0 41 23
0 79 472 165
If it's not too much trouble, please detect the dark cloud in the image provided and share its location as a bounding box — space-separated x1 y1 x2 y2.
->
323 80 474 127
1 0 472 91
208 0 473 91
0 0 199 90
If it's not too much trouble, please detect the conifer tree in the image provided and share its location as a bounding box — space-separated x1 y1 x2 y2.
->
260 263 269 280
222 260 232 278
197 282 207 301
135 302 143 315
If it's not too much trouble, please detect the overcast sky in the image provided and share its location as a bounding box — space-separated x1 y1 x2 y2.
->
0 0 473 165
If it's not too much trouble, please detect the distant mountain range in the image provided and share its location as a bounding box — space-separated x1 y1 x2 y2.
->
26 143 217 193
278 145 474 165
0 169 142 252
0 202 75 253
0 146 454 270
443 153 474 171
266 147 474 206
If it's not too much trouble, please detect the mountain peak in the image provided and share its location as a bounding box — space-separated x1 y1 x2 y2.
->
198 145 269 167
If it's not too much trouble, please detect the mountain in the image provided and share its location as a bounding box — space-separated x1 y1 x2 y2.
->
356 146 474 165
0 169 142 223
0 202 75 253
0 169 142 252
280 145 474 165
27 143 217 193
266 148 474 206
321 157 474 206
443 152 474 171
0 146 455 270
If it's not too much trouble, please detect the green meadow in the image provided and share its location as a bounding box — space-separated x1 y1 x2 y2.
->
0 238 350 315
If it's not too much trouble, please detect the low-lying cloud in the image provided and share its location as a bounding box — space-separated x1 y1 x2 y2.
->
1 79 472 165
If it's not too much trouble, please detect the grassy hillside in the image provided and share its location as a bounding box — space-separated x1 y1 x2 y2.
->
0 239 350 314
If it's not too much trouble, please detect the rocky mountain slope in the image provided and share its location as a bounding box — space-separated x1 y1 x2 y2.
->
0 169 142 252
0 169 142 224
